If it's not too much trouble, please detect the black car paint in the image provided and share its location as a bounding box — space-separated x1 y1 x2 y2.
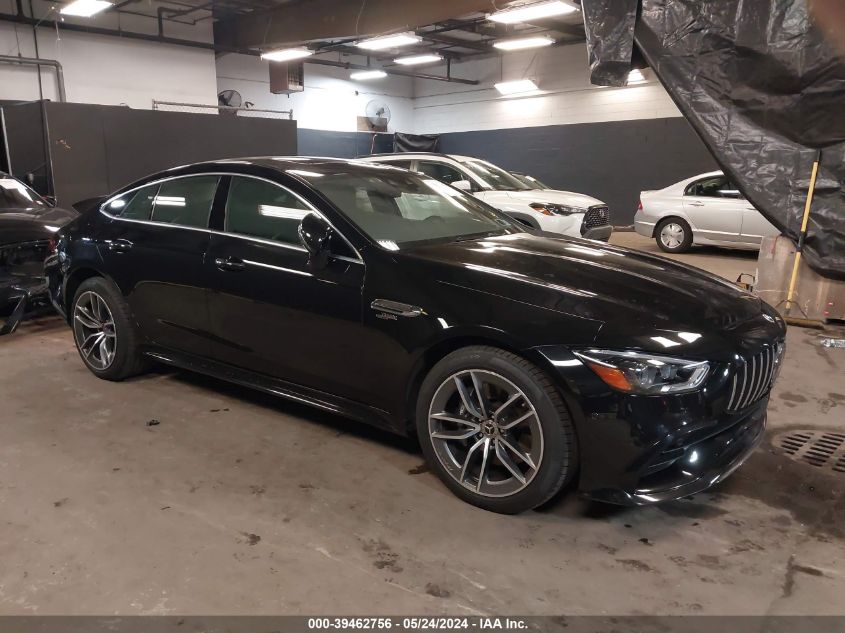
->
47 158 786 504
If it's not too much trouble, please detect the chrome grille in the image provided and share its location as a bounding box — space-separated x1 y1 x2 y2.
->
727 342 785 411
582 205 610 232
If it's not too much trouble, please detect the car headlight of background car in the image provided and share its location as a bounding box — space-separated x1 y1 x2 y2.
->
573 349 710 394
529 202 586 216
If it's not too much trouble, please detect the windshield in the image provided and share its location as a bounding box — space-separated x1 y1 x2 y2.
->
0 175 48 211
458 159 533 192
304 168 520 249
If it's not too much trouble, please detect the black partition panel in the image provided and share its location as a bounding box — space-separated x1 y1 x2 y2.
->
2 102 50 194
438 117 717 226
298 129 393 158
3 101 297 207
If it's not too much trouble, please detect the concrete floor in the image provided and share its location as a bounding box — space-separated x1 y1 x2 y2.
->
1 233 843 616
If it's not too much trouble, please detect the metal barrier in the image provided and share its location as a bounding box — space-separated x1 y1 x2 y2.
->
152 100 293 120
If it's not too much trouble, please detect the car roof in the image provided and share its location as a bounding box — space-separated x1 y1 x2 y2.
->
114 156 408 194
364 153 480 163
676 170 724 185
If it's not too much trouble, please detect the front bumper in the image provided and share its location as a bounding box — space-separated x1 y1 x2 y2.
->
583 402 766 505
0 279 50 335
582 225 613 242
532 325 782 506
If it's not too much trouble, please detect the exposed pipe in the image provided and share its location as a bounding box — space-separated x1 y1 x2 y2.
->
0 54 66 101
0 12 478 85
307 57 478 85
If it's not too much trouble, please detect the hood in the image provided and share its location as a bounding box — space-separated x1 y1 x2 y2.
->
404 232 765 356
501 189 604 209
0 206 78 246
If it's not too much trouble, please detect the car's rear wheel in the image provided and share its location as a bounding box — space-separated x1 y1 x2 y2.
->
416 346 577 514
71 277 146 381
656 217 693 253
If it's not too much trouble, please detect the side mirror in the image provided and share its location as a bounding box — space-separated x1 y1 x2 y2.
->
452 179 473 192
298 213 333 270
43 195 57 207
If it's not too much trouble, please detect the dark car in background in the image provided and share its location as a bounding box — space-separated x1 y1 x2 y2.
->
1 172 77 324
46 158 785 513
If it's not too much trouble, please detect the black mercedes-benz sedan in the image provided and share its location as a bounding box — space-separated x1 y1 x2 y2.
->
46 157 786 513
1 172 77 323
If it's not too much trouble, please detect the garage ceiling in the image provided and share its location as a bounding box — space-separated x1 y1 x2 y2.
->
111 0 587 66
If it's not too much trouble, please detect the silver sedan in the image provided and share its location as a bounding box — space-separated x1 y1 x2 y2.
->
634 171 779 253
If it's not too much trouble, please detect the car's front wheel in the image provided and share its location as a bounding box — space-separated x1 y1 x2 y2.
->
416 346 578 514
656 217 693 253
71 277 146 381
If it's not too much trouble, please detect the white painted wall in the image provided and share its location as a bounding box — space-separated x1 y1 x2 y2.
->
413 43 681 133
1 0 679 136
0 0 218 108
215 53 415 133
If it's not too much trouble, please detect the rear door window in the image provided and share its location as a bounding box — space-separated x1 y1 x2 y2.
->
685 176 740 199
151 176 219 228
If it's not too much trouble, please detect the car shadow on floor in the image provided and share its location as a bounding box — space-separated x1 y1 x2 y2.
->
150 365 420 457
686 246 759 259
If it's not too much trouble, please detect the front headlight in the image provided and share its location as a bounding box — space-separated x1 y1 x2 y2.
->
573 349 710 394
529 202 586 216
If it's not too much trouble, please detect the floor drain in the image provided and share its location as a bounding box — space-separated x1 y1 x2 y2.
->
775 430 845 473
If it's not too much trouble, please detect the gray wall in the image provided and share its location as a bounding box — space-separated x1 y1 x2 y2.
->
3 101 298 207
438 118 717 226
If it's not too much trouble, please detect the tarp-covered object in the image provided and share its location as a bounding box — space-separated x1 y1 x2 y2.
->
582 0 845 279
394 132 440 153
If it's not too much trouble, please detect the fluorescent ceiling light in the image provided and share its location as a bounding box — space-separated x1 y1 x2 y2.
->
489 1 577 24
350 70 388 80
260 48 312 62
628 69 647 84
60 0 112 16
493 36 554 51
494 79 539 95
393 54 442 66
357 33 421 51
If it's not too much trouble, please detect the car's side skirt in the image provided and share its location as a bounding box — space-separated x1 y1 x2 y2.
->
692 234 761 250
142 347 401 434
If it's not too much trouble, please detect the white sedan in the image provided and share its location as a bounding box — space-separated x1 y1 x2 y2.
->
362 153 612 241
635 171 779 253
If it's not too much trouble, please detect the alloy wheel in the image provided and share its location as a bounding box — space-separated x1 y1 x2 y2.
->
660 222 685 249
428 369 544 497
73 290 117 370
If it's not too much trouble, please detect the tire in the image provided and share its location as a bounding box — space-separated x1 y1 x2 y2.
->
655 217 693 253
71 277 147 381
416 346 578 514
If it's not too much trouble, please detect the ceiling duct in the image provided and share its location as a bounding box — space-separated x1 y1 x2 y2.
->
270 61 305 95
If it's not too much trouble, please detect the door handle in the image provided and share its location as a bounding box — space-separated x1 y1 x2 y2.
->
108 239 133 253
215 256 246 272
688 201 705 207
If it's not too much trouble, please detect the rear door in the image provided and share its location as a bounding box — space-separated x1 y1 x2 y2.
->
740 204 780 245
204 175 369 402
682 175 743 242
98 175 218 356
